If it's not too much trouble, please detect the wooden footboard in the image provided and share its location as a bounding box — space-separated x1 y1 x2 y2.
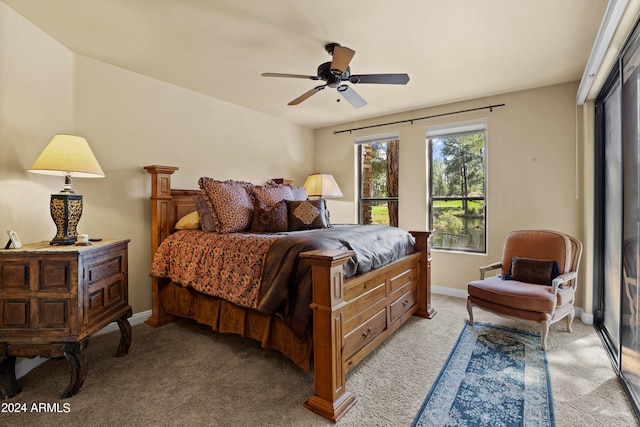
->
301 236 434 421
144 165 434 422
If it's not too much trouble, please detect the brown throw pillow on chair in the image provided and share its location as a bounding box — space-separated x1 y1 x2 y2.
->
507 257 559 285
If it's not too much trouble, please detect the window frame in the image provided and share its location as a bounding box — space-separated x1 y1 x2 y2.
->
356 134 400 226
427 120 487 253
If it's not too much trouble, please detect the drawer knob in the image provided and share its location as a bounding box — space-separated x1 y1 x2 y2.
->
402 299 409 307
362 328 372 339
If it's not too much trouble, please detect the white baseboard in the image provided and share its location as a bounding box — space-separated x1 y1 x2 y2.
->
577 308 594 325
432 285 468 299
431 285 594 325
15 310 152 379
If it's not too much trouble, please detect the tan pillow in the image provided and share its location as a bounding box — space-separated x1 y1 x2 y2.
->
174 211 200 230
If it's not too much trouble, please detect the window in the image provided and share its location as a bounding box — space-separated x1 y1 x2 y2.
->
427 121 486 252
357 135 399 226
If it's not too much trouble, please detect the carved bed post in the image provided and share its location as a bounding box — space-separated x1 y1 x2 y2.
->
144 165 179 327
410 231 436 319
300 249 357 423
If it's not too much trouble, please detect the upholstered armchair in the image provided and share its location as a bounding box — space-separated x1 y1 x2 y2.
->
467 230 583 350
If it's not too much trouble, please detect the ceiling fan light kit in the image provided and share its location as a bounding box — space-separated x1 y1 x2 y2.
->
262 43 409 108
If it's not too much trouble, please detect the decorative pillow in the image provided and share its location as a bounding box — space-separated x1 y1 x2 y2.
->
174 211 200 230
193 194 218 232
199 176 253 189
506 257 559 285
199 178 254 233
251 185 294 206
287 199 330 231
251 198 288 232
290 186 308 201
264 180 307 201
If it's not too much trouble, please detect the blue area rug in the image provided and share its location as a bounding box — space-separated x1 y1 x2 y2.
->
412 322 555 427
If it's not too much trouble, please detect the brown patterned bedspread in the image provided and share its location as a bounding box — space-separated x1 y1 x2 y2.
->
150 225 415 339
150 231 280 308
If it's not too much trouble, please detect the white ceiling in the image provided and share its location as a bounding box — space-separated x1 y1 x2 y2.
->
3 0 607 129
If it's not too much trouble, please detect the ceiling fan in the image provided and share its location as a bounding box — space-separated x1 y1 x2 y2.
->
262 43 410 108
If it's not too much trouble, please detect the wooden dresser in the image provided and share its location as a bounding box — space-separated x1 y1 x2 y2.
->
0 239 132 398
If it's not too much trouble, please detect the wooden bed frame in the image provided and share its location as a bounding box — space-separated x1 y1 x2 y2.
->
144 165 435 422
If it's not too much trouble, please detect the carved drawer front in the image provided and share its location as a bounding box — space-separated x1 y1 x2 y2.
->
343 308 387 360
0 262 30 290
1 299 29 328
1 298 71 330
344 276 384 302
342 282 386 333
39 299 69 328
39 261 72 290
85 251 126 321
389 267 417 293
389 284 417 325
0 257 72 329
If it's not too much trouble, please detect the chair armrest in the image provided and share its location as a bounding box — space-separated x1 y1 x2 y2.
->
551 271 578 294
479 262 503 280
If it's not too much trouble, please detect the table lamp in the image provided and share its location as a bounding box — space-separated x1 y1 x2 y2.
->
303 173 343 198
29 135 105 245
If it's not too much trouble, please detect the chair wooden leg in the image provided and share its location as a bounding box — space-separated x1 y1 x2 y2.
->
466 299 474 325
566 307 575 333
540 321 549 351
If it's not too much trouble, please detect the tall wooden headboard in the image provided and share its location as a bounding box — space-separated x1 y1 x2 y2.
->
144 165 199 258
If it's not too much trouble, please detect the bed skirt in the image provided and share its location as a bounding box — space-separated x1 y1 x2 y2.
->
159 279 313 372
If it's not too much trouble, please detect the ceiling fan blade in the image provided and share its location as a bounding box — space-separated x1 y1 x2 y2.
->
349 73 410 85
338 85 367 108
331 46 355 75
262 72 319 80
288 85 326 105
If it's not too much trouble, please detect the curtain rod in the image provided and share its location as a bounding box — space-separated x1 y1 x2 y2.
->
333 103 506 135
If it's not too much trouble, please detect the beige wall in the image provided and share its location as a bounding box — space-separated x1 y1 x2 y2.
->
0 4 314 314
0 4 75 242
314 82 590 312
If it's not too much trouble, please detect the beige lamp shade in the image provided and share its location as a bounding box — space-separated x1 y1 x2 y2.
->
29 135 105 178
303 173 343 198
28 135 104 245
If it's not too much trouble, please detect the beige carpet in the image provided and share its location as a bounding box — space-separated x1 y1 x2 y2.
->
3 294 637 426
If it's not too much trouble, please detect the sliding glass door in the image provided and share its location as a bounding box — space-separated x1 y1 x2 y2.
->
595 21 640 420
601 79 622 354
621 32 640 403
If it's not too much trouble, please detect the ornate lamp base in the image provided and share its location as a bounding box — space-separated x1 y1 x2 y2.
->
50 193 83 245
